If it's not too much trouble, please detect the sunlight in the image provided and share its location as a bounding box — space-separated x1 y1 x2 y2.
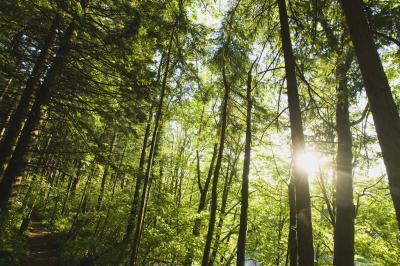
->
296 151 330 181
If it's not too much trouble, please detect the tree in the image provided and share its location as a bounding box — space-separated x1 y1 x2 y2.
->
317 5 356 263
339 0 400 229
277 0 314 264
0 0 89 213
237 60 255 265
0 0 399 265
0 12 60 180
201 63 230 266
130 23 175 265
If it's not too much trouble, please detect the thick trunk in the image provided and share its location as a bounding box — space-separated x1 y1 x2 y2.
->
0 3 86 213
319 12 355 264
334 55 354 265
237 63 253 266
339 0 400 228
277 0 314 264
0 14 60 180
202 65 230 266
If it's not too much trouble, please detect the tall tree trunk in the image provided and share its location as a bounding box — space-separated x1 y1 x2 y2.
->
98 175 118 240
71 160 83 198
287 182 297 266
319 11 356 263
0 13 60 180
125 110 152 240
61 175 73 215
96 131 117 210
130 28 174 265
0 30 26 127
193 144 218 237
185 144 217 265
274 194 285 266
21 134 53 211
0 1 88 213
334 53 354 265
237 61 254 266
50 171 63 224
202 65 230 266
210 152 237 265
125 54 163 242
58 160 80 216
0 30 24 101
66 168 93 241
339 0 400 229
277 0 314 264
136 123 163 254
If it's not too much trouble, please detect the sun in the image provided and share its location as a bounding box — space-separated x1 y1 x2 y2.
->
296 151 330 181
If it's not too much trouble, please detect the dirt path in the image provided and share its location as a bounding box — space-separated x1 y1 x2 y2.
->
25 215 59 266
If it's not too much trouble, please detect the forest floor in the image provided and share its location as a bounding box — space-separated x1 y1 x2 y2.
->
24 214 59 266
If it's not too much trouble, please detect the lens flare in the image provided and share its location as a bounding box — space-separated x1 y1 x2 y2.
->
296 151 329 181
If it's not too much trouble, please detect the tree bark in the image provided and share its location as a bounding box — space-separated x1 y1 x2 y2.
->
96 131 117 210
184 143 217 266
0 1 88 213
202 65 230 266
126 50 165 242
125 51 164 243
210 152 237 265
125 109 152 240
277 0 314 264
0 13 60 181
66 167 93 241
130 28 174 265
334 52 354 266
237 61 254 266
318 10 356 264
194 144 218 237
71 160 83 198
0 30 25 106
287 182 297 266
339 0 400 230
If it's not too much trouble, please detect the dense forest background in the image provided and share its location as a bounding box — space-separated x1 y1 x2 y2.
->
0 0 399 265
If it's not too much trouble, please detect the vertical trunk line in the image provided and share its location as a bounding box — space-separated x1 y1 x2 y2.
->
277 0 314 264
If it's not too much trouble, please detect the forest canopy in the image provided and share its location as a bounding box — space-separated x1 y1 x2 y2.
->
0 0 399 265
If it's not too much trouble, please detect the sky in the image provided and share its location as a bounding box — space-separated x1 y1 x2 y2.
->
195 0 229 28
